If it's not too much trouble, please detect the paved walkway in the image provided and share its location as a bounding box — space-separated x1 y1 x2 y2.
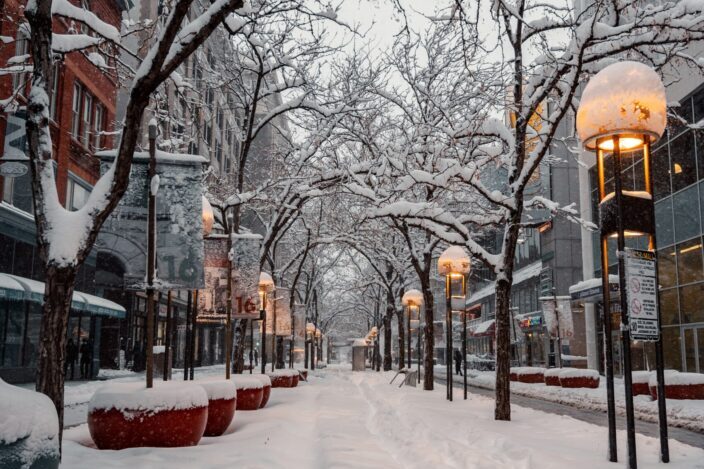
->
437 377 704 450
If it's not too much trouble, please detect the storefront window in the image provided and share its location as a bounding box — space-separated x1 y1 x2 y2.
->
672 185 701 244
652 144 671 200
2 112 33 214
1 302 25 367
679 283 704 324
654 198 674 248
662 326 682 370
658 246 676 288
659 288 679 326
676 238 703 285
670 132 697 193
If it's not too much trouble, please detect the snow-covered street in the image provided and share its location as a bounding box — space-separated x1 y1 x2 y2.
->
60 366 704 469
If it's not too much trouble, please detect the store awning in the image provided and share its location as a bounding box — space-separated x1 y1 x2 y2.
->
471 319 495 337
569 274 619 303
0 273 126 318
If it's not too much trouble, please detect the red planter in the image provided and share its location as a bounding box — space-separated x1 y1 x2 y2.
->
544 375 561 386
236 387 264 410
650 383 704 400
88 406 208 449
269 376 290 388
517 373 544 384
509 372 518 382
560 376 600 389
260 384 271 408
204 397 236 436
289 374 300 387
633 382 650 396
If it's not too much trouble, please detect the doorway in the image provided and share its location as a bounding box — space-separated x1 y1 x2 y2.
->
682 325 704 373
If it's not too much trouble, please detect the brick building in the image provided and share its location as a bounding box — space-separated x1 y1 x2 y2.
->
0 0 129 383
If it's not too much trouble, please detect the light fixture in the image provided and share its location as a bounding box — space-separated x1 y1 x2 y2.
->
577 61 666 152
202 196 214 236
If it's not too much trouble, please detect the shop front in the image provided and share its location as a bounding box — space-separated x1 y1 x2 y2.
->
0 273 126 383
515 311 548 367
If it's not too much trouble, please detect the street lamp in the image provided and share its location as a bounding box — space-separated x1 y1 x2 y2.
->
577 61 669 467
306 322 316 369
402 289 423 380
258 272 274 374
438 246 471 401
202 196 214 237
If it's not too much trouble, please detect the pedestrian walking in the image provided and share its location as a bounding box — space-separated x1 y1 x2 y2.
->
80 339 92 379
453 349 462 376
65 338 78 380
254 348 259 366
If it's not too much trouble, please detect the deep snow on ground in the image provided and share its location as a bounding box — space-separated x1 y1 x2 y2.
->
61 365 704 469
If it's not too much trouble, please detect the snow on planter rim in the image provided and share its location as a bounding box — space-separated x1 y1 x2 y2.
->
88 381 208 416
655 372 704 386
267 369 299 377
632 370 651 384
559 369 599 379
233 375 265 390
197 378 237 400
252 374 272 386
510 367 545 375
648 369 680 387
0 378 59 457
544 367 576 377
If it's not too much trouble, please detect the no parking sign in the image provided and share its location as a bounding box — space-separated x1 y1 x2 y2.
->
625 249 660 341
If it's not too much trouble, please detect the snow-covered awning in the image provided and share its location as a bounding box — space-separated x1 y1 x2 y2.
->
466 261 543 306
0 273 126 318
471 319 495 337
569 275 619 303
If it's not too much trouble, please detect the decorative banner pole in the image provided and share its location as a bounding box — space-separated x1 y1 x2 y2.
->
438 246 471 402
577 61 669 467
258 273 273 374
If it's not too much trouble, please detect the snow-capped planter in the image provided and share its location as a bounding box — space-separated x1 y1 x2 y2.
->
267 369 300 388
234 376 264 411
649 371 704 400
544 368 574 386
648 370 679 400
199 379 237 437
510 367 545 384
632 371 651 396
87 381 208 449
0 379 60 469
252 375 272 408
559 369 600 389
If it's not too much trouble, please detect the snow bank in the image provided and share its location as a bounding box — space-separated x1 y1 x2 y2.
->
559 369 599 379
233 375 265 390
0 379 59 465
648 369 680 388
88 381 208 416
198 379 237 400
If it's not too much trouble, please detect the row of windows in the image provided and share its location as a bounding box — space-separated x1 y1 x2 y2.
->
71 83 105 151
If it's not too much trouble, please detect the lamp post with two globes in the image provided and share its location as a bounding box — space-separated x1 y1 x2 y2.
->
577 61 669 467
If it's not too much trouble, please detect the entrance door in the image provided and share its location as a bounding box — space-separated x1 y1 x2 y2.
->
682 325 704 373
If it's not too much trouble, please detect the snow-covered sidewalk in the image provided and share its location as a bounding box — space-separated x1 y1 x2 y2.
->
61 365 704 468
434 366 704 434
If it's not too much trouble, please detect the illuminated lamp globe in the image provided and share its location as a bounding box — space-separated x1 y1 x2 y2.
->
259 272 274 289
306 323 316 334
577 61 666 151
202 196 214 236
437 246 471 276
402 289 424 307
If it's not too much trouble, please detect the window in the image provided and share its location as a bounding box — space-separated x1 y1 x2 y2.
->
66 174 92 211
49 66 60 120
676 238 703 285
12 25 30 93
654 198 674 248
72 83 82 138
652 144 670 200
2 112 33 213
658 246 677 289
672 184 701 244
670 131 697 192
81 93 93 146
93 104 104 150
679 283 704 324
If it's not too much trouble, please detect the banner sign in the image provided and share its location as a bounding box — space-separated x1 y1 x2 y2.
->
625 249 660 341
231 233 262 319
197 236 229 323
96 151 206 290
541 296 574 338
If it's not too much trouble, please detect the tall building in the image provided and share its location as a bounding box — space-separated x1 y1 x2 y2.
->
0 0 129 383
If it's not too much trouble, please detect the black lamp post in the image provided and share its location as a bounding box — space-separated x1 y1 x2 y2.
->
258 272 273 375
438 246 471 402
577 61 670 468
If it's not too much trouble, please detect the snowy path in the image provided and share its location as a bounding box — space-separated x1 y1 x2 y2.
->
61 366 704 468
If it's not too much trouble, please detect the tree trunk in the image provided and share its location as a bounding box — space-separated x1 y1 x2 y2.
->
494 278 512 421
422 288 434 391
396 309 405 370
383 304 393 370
233 319 248 373
36 265 77 444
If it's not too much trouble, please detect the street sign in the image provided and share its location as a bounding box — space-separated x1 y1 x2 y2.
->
625 249 660 341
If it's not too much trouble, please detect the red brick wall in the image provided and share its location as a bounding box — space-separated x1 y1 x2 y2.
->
0 0 122 203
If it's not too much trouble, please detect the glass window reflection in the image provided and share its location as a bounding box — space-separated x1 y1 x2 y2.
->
676 238 704 285
679 283 704 324
670 132 697 192
673 185 701 244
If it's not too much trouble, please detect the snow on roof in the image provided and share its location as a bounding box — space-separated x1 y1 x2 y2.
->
467 261 542 304
96 149 208 164
569 275 619 294
473 319 495 335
